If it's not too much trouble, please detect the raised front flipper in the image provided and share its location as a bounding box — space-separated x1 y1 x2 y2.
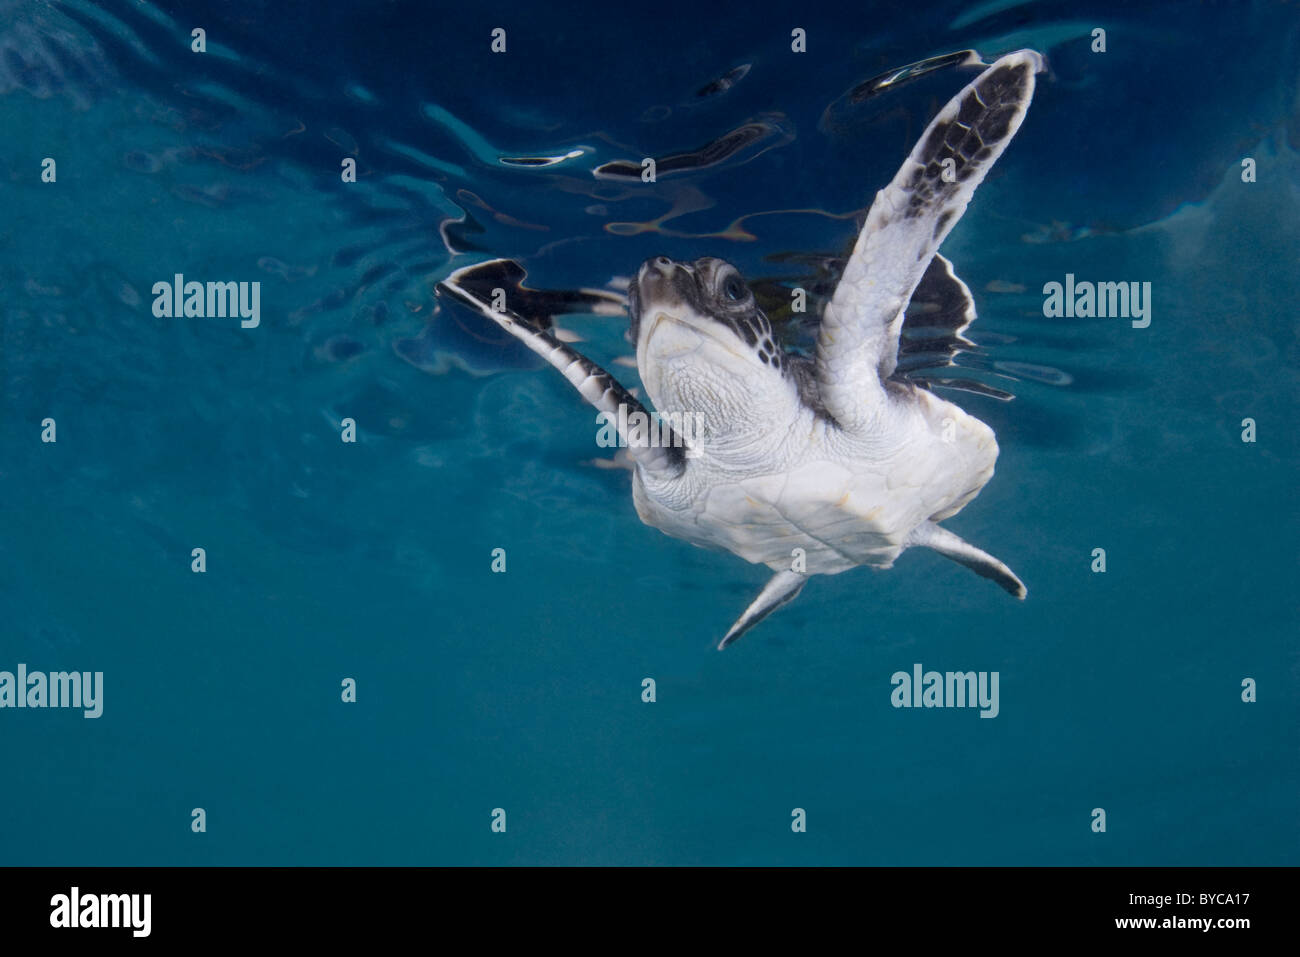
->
816 50 1043 432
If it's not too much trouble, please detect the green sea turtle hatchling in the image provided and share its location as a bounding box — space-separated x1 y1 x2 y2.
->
442 50 1042 648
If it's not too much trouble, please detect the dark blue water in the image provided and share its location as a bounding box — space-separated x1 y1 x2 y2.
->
1 0 1296 864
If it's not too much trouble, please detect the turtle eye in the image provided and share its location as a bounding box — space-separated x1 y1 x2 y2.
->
723 276 744 301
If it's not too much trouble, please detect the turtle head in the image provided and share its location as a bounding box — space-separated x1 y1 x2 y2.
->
627 256 787 426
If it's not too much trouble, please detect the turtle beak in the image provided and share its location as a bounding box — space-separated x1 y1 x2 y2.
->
636 256 695 304
632 257 677 344
640 256 674 276
639 256 695 282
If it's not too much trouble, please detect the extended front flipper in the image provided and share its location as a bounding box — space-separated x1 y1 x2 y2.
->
816 50 1043 431
907 521 1026 598
438 259 687 479
718 569 807 650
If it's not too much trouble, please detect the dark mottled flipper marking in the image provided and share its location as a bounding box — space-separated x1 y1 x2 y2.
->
816 50 1043 432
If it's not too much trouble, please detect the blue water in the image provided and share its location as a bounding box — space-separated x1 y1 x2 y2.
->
1 0 1297 865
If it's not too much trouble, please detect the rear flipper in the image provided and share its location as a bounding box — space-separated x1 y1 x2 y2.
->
718 569 807 650
908 521 1026 598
